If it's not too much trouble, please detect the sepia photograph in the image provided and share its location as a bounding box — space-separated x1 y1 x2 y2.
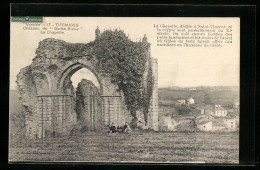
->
9 17 240 163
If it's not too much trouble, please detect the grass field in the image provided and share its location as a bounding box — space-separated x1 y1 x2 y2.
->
9 89 239 163
9 131 239 163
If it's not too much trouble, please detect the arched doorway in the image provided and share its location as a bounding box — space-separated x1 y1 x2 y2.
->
57 62 103 95
72 68 103 132
57 63 104 133
53 60 130 133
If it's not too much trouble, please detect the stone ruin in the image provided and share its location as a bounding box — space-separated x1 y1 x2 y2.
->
16 33 158 139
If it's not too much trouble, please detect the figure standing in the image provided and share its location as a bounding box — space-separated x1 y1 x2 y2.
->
95 26 100 38
142 34 147 42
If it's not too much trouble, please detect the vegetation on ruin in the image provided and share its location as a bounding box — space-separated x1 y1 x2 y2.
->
35 38 92 60
16 32 154 126
93 30 153 122
75 81 86 121
204 93 212 105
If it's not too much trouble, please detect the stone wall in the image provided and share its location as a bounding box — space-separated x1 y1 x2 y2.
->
24 95 77 139
147 58 159 131
75 79 102 132
37 95 76 138
17 37 158 138
102 94 132 127
75 78 132 130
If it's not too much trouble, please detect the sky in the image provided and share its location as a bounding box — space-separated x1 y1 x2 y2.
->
10 17 240 90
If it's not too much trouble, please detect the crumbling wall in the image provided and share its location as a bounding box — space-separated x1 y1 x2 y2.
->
16 66 37 115
16 37 157 138
75 79 102 132
16 39 95 138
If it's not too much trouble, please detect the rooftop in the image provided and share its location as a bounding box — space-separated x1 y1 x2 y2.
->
197 120 212 125
214 107 227 111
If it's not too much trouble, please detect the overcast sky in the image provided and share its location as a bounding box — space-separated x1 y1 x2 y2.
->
10 17 240 90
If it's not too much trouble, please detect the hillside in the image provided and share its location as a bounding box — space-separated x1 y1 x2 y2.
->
9 90 23 115
9 90 25 137
158 88 239 106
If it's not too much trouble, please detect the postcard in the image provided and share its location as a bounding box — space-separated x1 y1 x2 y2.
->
9 17 240 163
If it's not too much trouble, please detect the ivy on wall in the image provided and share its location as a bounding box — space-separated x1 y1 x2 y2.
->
75 82 86 121
93 30 153 122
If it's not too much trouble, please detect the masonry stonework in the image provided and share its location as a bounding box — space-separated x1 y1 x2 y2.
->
147 58 159 131
17 34 158 139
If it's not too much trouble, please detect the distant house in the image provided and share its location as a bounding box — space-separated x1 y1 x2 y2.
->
177 117 194 124
226 113 239 120
197 121 212 131
227 108 235 113
224 118 237 131
233 98 239 111
159 116 178 131
214 107 227 117
187 97 195 105
196 114 214 123
195 106 205 114
204 105 214 115
177 99 186 105
215 104 221 108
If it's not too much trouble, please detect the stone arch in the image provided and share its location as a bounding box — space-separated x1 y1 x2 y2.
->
17 37 158 139
56 62 103 95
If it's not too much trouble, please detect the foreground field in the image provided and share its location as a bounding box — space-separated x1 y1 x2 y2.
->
9 131 239 163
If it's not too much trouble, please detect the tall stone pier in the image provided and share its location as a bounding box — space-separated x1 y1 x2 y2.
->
147 58 159 131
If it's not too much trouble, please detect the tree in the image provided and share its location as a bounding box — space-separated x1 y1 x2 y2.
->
204 93 212 104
